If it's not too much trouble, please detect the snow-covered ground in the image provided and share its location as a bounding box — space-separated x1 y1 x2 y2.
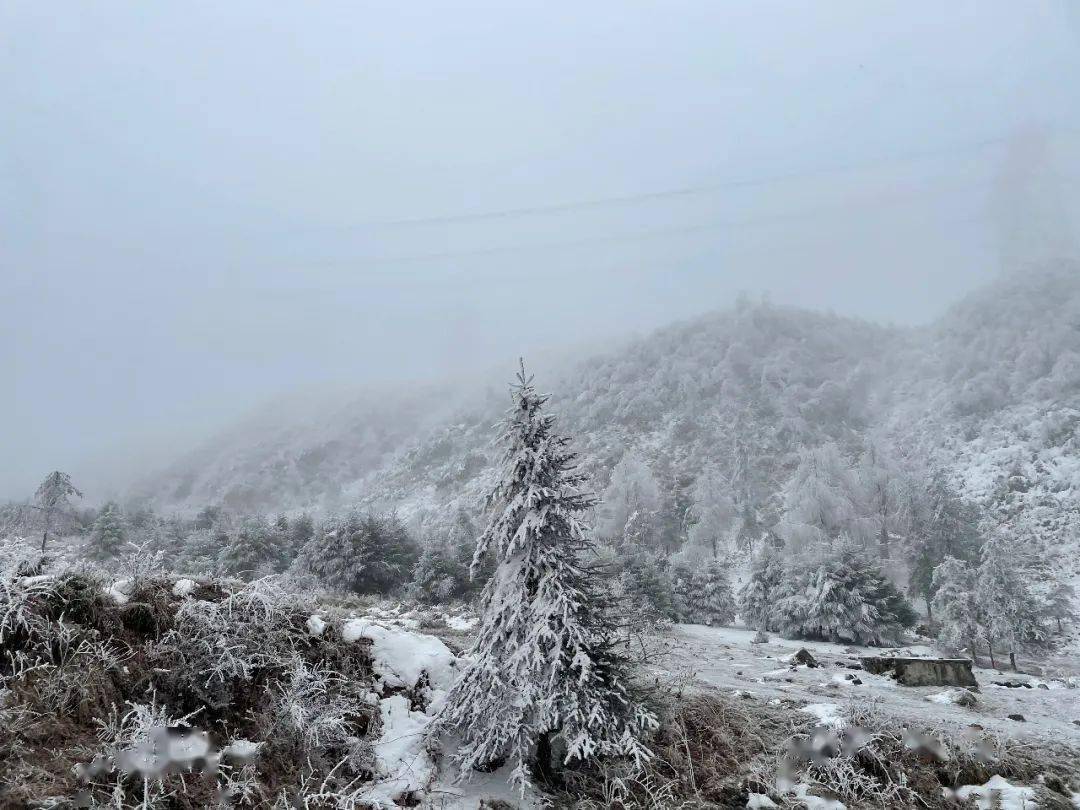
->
652 624 1080 747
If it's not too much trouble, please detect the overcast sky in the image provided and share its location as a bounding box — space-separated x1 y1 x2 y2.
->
3 1 1080 500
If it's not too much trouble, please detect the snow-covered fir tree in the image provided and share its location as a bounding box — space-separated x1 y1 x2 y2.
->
616 545 676 628
598 451 661 543
295 511 419 595
435 365 655 789
976 531 1045 670
738 544 786 631
87 501 125 561
686 467 736 558
773 542 916 646
217 518 287 579
409 510 489 603
906 470 983 617
779 444 869 551
930 556 982 661
672 557 735 626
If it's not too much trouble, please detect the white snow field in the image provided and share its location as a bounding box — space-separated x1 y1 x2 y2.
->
653 624 1080 748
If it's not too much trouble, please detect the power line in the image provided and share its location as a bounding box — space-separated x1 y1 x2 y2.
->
321 132 1019 231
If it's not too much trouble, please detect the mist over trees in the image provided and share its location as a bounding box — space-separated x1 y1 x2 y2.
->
2 265 1078 660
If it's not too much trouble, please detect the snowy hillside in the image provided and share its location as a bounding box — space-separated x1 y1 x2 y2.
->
138 264 1080 558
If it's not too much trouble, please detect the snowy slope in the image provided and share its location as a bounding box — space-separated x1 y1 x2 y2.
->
137 264 1080 561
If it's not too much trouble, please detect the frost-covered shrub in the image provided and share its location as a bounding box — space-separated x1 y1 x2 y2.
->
773 544 916 646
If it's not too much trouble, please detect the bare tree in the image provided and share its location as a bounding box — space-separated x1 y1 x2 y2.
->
32 471 83 553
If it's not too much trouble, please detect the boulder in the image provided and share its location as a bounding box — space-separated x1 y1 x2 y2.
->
791 648 820 668
1007 714 1026 722
861 656 978 689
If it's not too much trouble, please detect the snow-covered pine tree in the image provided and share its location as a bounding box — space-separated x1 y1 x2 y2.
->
906 470 983 617
217 517 287 579
294 511 418 594
930 556 982 662
435 365 655 789
738 545 786 631
87 501 126 561
774 542 915 646
617 545 676 628
1022 539 1077 635
409 510 485 603
673 557 735 626
976 532 1044 670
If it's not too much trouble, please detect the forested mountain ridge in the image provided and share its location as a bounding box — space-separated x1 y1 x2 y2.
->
135 264 1080 561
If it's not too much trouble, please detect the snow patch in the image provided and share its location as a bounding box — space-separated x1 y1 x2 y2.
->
104 578 133 604
361 694 436 808
306 614 326 636
172 578 196 597
341 618 457 695
946 775 1037 810
444 613 478 631
746 793 778 808
800 703 845 728
222 739 261 760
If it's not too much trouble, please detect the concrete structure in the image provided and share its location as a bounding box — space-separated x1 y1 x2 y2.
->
861 656 978 689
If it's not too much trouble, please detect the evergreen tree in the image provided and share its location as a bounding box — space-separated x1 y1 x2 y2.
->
779 444 868 551
435 366 655 789
774 543 916 646
673 558 735 626
976 532 1044 670
217 517 287 579
738 545 787 631
296 511 419 594
289 512 315 552
930 556 982 662
686 467 736 558
906 470 982 616
87 501 126 561
618 546 676 628
409 510 487 603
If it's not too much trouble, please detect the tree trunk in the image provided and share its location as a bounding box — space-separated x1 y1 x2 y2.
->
40 512 51 554
924 596 932 622
1009 651 1017 672
988 644 996 670
969 638 978 667
1057 617 1063 634
878 521 889 561
533 732 557 787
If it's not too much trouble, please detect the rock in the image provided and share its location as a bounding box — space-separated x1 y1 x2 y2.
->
969 723 984 730
926 688 978 707
1007 714 1026 722
752 630 770 644
1072 720 1080 727
791 648 820 668
1036 683 1049 690
994 680 1031 689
